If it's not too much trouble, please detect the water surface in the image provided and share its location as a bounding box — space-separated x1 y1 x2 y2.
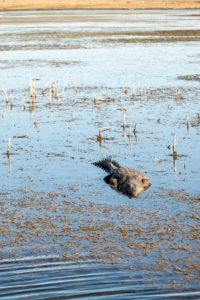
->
0 10 200 299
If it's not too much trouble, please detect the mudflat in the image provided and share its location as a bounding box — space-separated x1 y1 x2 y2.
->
0 9 200 298
0 0 200 11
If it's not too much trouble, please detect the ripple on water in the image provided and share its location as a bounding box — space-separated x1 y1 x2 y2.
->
0 256 199 299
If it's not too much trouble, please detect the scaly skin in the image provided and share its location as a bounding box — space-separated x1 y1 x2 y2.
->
93 158 151 198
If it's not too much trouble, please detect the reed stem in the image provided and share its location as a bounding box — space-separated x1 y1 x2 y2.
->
173 133 176 154
7 137 11 155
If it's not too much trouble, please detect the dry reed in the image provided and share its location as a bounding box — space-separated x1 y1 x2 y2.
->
123 110 126 128
34 117 39 131
30 80 36 101
106 87 110 99
1 84 9 104
133 123 137 135
10 93 13 109
128 124 132 137
172 133 178 160
7 137 11 156
42 78 53 95
131 86 135 98
186 119 189 134
61 79 68 99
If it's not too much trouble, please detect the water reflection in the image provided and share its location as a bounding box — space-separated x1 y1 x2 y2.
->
7 154 12 172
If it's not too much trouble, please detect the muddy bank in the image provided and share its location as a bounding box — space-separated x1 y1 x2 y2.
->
1 0 200 11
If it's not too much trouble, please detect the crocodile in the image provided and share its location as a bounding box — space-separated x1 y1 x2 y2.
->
93 158 151 198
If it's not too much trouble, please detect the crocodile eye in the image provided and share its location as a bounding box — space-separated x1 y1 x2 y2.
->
142 179 147 183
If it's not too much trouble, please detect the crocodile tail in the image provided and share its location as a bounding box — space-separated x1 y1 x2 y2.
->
93 158 121 173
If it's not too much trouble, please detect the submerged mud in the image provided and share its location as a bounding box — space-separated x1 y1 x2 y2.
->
0 189 199 282
0 83 199 287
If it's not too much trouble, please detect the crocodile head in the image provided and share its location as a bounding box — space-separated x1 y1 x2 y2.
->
118 176 151 198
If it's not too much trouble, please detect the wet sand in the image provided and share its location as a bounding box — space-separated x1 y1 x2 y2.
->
0 0 200 11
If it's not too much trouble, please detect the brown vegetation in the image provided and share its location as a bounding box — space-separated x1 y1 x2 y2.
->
0 0 200 11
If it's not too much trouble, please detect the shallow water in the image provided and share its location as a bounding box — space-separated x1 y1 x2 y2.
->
0 10 200 299
1 256 200 299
